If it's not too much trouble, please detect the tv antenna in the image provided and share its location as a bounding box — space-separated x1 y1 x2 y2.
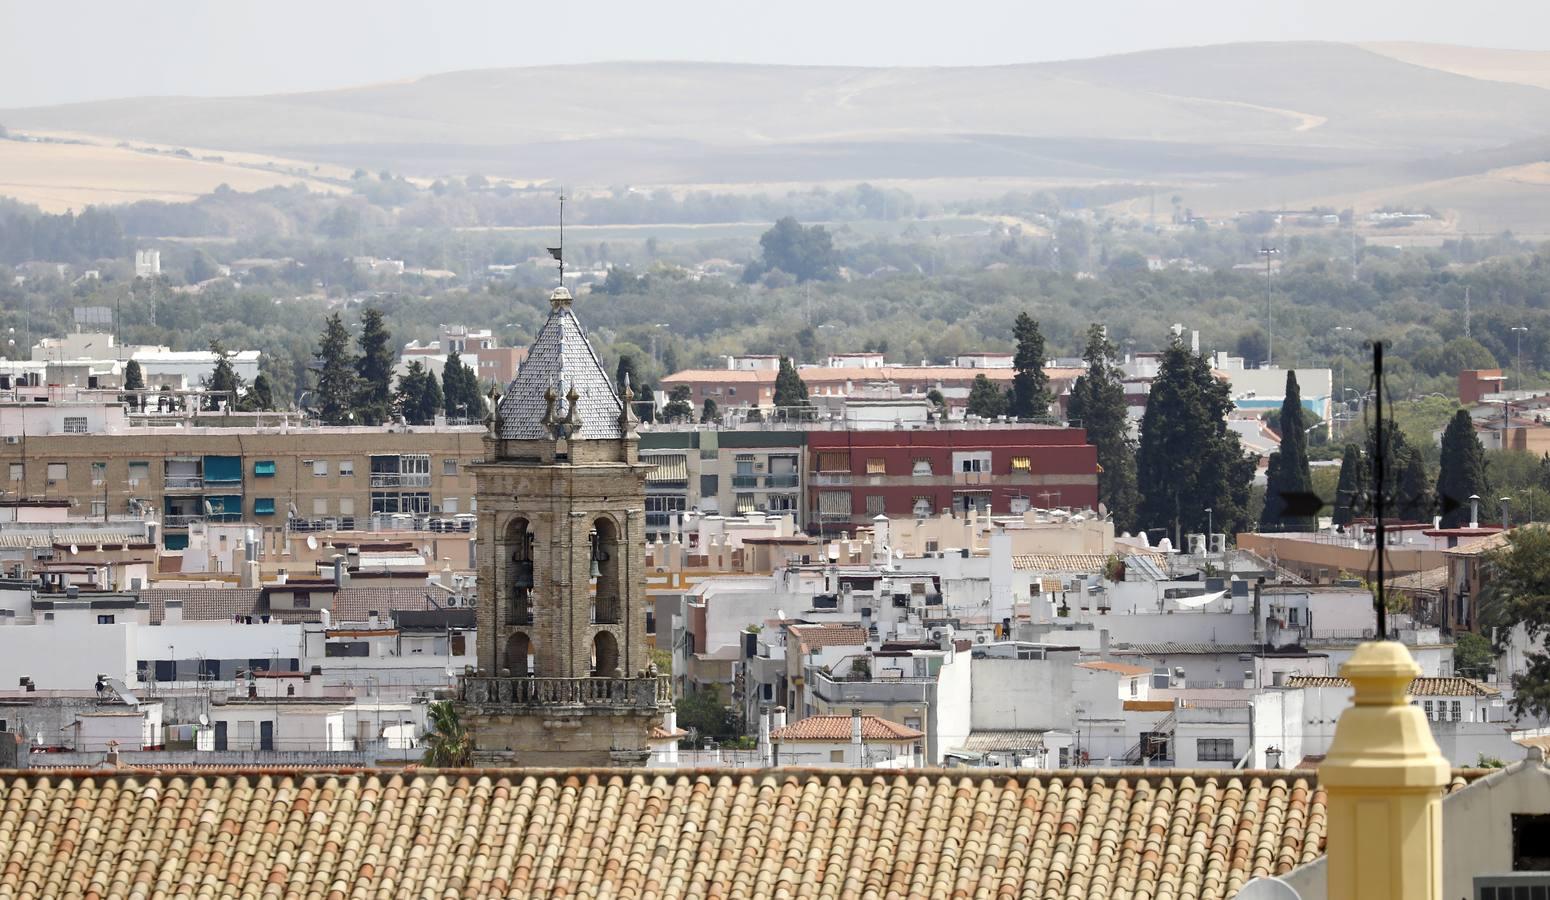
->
546 189 566 289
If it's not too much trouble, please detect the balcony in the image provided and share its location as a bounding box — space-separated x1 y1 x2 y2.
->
370 473 432 488
731 474 760 489
163 514 203 528
458 675 671 709
813 473 852 485
164 474 203 491
765 473 799 488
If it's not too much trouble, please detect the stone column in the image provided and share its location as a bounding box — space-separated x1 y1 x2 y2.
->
1322 641 1449 900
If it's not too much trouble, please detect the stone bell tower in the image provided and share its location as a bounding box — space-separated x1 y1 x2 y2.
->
458 286 668 766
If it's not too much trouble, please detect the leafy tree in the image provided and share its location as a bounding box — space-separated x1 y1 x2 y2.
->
204 339 241 410
441 350 482 421
1008 312 1051 418
773 356 810 410
700 397 719 423
123 359 144 390
1236 330 1268 367
313 313 359 425
422 700 473 766
1065 324 1139 531
749 217 835 283
246 373 274 411
353 307 395 425
1436 410 1491 527
662 384 695 422
926 388 945 412
1261 371 1316 531
397 360 444 425
1136 336 1257 543
1478 527 1550 717
1332 443 1366 527
675 686 740 743
966 374 1007 418
1454 631 1495 678
598 266 645 295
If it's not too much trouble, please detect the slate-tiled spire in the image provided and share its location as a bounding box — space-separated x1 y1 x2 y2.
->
497 286 624 440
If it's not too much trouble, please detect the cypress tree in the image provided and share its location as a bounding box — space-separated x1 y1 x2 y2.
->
1436 409 1490 528
1332 443 1365 527
1065 324 1139 531
773 356 810 410
1397 447 1434 523
314 313 359 425
1261 371 1316 531
123 359 144 390
204 339 240 411
1136 335 1256 544
1008 312 1051 419
353 307 395 425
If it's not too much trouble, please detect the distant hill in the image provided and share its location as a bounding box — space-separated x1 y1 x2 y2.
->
3 41 1550 225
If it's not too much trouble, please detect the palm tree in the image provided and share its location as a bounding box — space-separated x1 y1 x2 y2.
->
422 700 473 767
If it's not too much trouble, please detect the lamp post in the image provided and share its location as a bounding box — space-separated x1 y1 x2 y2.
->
1512 326 1529 390
1204 508 1213 547
1258 245 1280 367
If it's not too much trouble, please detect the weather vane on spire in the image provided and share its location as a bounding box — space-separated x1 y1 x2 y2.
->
546 189 565 289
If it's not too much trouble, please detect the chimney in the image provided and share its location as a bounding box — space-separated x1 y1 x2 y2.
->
1469 494 1480 529
332 554 347 587
758 705 773 765
1099 628 1111 661
772 705 787 731
850 707 864 754
241 561 260 590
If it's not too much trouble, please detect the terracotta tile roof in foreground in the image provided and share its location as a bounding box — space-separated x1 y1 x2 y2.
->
0 767 1344 899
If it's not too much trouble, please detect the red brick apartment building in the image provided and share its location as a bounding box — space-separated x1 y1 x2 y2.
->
806 427 1098 532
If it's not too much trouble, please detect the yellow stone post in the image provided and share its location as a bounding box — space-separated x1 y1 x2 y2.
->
1322 641 1450 900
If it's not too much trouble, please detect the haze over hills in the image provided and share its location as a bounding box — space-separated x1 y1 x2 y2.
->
4 40 1550 227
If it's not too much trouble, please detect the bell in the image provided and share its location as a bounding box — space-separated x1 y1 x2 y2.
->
590 558 601 579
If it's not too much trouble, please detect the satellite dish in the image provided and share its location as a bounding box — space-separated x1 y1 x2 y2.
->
69 544 78 556
306 535 318 551
198 714 209 726
421 545 432 558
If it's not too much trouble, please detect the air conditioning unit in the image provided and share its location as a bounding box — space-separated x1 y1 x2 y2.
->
974 633 988 644
3 436 19 445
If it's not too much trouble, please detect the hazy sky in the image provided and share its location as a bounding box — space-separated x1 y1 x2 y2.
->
3 0 1549 108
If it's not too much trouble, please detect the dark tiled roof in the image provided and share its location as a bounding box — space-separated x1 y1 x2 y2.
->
1114 642 1265 656
140 588 264 624
497 291 623 440
1286 675 1501 697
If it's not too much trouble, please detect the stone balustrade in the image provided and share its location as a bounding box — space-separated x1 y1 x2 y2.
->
459 675 671 709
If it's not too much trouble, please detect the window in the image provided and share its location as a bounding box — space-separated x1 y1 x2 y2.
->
442 458 458 476
735 455 755 476
127 461 148 483
63 416 88 433
912 458 933 476
1058 746 1070 767
339 460 354 477
97 615 115 625
865 495 886 515
47 462 66 481
253 498 276 516
312 460 329 477
1196 739 1235 762
700 474 719 496
1423 700 1435 721
818 491 850 516
1011 456 1031 472
829 750 845 763
7 463 21 482
1130 678 1138 697
1288 607 1300 626
961 459 983 473
912 496 933 517
1513 814 1550 870
1450 700 1461 722
90 500 106 517
816 452 849 472
253 460 276 477
90 462 106 484
866 458 887 475
338 498 355 516
443 498 459 514
313 498 329 516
